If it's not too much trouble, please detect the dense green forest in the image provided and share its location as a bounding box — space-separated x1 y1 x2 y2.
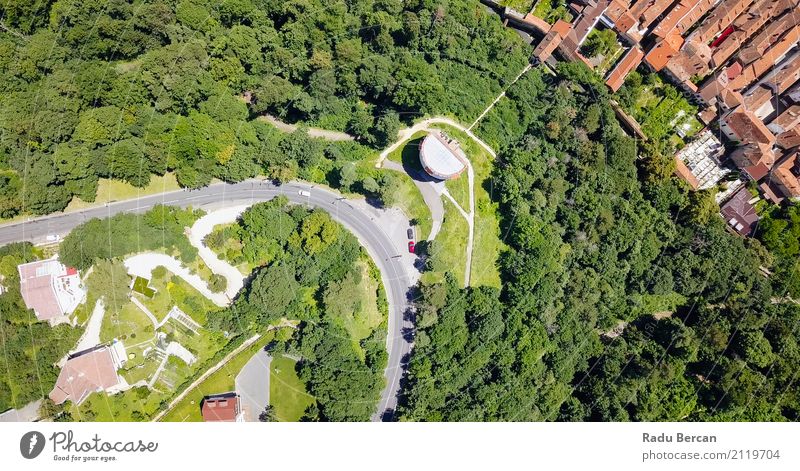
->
398 64 800 421
0 0 528 217
0 243 83 412
209 198 387 421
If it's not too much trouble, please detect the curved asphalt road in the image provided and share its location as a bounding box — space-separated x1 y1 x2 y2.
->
0 179 412 421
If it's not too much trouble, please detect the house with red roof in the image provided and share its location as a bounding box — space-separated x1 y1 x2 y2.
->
201 393 244 422
49 342 128 405
18 258 85 322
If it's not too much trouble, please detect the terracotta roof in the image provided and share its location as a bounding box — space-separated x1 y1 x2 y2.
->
523 14 552 34
728 24 800 90
201 393 241 422
744 161 771 180
674 155 701 189
720 187 759 235
770 104 800 134
777 128 800 149
645 39 679 71
760 180 784 203
606 47 645 91
652 0 717 38
738 11 799 64
49 346 121 405
771 152 800 197
666 41 712 82
725 107 776 144
551 19 573 37
689 0 756 45
638 0 679 30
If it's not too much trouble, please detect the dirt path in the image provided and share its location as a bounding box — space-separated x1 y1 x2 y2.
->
468 63 532 131
258 115 354 141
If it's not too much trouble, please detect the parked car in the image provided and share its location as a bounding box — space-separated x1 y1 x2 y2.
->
298 190 311 197
45 234 61 242
408 241 415 253
407 227 414 239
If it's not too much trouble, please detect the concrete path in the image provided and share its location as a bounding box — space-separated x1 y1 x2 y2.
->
187 205 249 299
130 296 159 328
71 299 105 353
0 399 41 422
235 350 271 422
123 253 230 307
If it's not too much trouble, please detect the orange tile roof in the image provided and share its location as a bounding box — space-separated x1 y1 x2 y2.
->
738 11 799 64
728 25 800 90
645 39 680 71
689 0 756 45
777 128 800 149
771 104 800 133
674 155 701 189
606 47 645 91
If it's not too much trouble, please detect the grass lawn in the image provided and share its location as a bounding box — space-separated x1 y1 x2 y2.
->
422 198 469 286
432 125 504 288
531 0 573 24
160 333 275 422
132 276 155 298
99 301 154 344
140 268 220 325
382 132 433 239
119 337 160 384
624 75 701 147
71 294 97 326
65 172 181 212
73 386 164 422
270 355 315 422
445 172 470 214
328 259 386 361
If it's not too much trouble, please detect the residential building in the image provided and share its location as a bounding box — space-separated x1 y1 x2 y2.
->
720 188 759 235
49 342 128 405
201 393 244 422
18 258 85 322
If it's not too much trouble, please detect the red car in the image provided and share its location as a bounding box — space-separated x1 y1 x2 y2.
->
408 241 415 253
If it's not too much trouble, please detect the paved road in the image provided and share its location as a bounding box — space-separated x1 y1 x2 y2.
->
235 350 271 422
0 179 413 421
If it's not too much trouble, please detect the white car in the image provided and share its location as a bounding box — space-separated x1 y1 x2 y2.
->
298 190 311 197
45 234 61 242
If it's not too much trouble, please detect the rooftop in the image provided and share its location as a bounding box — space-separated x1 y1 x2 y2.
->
18 258 85 321
419 131 468 180
201 393 242 422
720 188 759 235
49 344 125 405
